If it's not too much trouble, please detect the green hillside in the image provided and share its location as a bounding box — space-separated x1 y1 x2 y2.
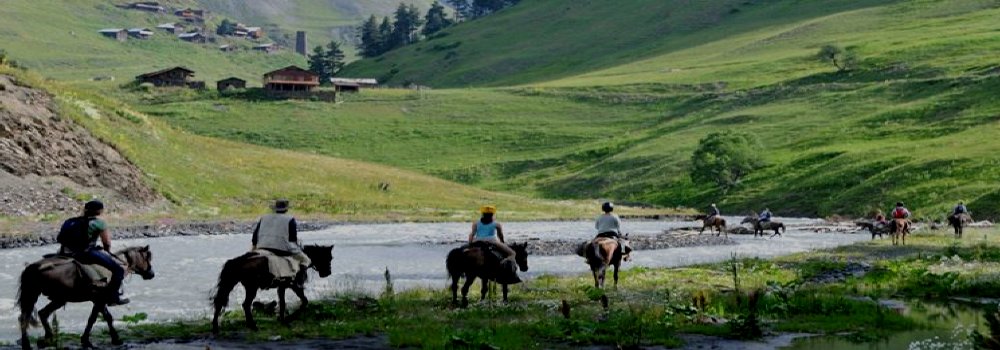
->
136 0 1000 220
0 65 596 222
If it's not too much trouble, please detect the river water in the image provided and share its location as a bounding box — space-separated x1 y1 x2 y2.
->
0 217 866 343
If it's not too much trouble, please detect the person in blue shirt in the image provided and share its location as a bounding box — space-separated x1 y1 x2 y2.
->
952 201 969 217
759 208 772 223
468 205 514 263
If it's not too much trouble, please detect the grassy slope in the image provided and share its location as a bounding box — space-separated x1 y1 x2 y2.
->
125 228 1000 348
143 0 1000 219
338 0 900 87
0 0 309 82
1 66 595 222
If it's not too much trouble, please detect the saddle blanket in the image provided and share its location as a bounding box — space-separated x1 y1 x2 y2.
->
38 256 116 284
254 250 301 279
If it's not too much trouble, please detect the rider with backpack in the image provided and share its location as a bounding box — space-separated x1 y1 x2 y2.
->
57 200 129 306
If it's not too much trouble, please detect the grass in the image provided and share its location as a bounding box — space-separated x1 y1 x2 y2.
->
0 65 617 225
121 0 1000 219
108 228 1000 349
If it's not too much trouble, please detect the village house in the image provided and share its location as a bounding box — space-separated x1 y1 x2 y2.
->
218 44 236 52
233 24 264 39
178 32 206 43
155 23 183 34
121 2 165 12
263 66 319 92
252 43 277 54
330 78 379 89
98 28 128 42
135 66 201 88
175 8 205 23
127 28 154 39
216 77 246 91
332 81 360 93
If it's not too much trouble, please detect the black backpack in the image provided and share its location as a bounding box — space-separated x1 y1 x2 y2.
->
57 216 96 251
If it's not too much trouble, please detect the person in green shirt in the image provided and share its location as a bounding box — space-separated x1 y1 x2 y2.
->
58 200 129 306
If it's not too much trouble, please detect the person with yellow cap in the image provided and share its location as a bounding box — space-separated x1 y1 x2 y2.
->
469 205 515 263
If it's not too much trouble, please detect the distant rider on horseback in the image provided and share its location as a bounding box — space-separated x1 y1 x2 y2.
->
707 203 721 220
468 205 515 264
892 202 911 220
57 200 129 306
952 201 969 217
595 202 625 253
874 209 887 228
759 208 772 223
252 199 311 268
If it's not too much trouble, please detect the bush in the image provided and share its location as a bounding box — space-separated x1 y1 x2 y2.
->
690 131 765 191
817 44 859 72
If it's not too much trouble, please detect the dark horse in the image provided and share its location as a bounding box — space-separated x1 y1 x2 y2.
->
211 245 334 333
694 214 727 237
948 213 972 238
741 216 786 238
577 235 632 288
856 221 890 240
890 219 911 246
446 241 529 307
17 246 155 350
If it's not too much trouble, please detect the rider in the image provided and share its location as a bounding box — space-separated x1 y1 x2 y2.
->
952 201 969 217
873 209 887 228
58 200 129 306
252 199 311 269
468 205 515 264
595 202 625 253
759 208 772 223
707 203 721 220
891 202 911 220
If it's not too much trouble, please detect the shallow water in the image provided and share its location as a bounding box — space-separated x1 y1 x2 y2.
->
781 301 991 350
0 217 863 342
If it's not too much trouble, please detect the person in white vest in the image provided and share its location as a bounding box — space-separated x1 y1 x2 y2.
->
252 199 311 268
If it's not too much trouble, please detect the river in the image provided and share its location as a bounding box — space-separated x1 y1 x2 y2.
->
0 217 866 343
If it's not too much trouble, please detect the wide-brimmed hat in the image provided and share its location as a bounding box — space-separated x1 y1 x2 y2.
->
272 199 290 212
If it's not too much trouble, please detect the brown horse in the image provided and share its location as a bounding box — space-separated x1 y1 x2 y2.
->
856 221 890 240
694 214 727 237
741 216 785 238
948 213 972 238
890 219 911 245
17 246 155 350
211 245 334 334
446 241 529 307
577 235 632 288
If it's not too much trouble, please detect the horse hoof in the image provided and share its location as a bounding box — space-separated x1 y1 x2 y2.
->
247 324 259 331
81 341 95 349
112 338 124 346
33 338 46 349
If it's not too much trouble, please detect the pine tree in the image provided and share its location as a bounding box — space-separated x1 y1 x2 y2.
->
444 0 472 21
308 45 332 84
391 3 423 49
357 15 383 58
326 41 345 76
378 16 394 53
216 19 237 36
422 1 454 36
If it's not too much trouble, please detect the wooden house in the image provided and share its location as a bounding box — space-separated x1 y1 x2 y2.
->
263 66 319 92
218 44 236 52
132 2 165 12
252 43 277 54
156 23 183 34
331 78 379 89
178 32 206 43
127 28 154 39
98 28 127 42
245 27 264 39
333 81 360 93
135 66 196 87
217 77 246 91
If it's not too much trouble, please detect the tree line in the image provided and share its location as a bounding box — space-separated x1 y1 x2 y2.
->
357 0 520 58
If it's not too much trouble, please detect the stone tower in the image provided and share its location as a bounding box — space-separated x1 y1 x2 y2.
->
295 31 307 56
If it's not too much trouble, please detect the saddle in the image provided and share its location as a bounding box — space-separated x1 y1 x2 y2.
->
38 255 115 287
464 241 520 284
251 249 301 281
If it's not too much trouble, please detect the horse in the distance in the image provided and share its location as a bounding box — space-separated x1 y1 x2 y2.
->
577 235 633 288
446 241 529 307
948 213 972 238
17 246 155 350
890 219 912 246
694 214 727 237
211 245 334 333
741 216 786 238
856 221 890 240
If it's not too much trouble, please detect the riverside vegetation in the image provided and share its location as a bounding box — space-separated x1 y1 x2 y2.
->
45 228 990 349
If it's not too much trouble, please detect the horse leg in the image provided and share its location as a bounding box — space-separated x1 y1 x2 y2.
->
450 274 460 305
277 286 287 324
502 284 509 303
598 264 607 289
612 262 620 288
35 300 65 348
80 303 102 349
460 276 475 308
592 268 600 288
242 283 259 331
480 278 489 302
289 286 309 320
100 306 122 345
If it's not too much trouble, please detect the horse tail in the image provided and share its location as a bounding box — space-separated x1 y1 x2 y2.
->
446 248 465 280
16 263 41 328
781 223 786 233
211 255 246 310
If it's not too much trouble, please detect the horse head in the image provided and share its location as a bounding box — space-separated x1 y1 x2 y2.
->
693 214 708 221
119 245 155 280
304 245 335 278
510 242 529 272
741 216 756 225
